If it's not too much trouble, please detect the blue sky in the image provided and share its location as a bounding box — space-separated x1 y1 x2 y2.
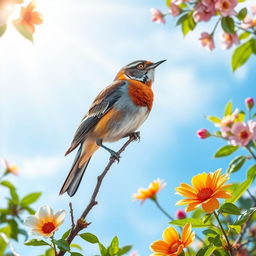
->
0 0 255 255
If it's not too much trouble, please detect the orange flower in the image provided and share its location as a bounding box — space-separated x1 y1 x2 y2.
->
1 158 18 175
176 169 231 213
15 0 42 33
133 179 166 203
150 223 195 256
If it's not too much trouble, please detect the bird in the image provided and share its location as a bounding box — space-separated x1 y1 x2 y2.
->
59 59 166 196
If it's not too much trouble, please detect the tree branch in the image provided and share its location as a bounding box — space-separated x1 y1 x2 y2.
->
57 133 139 256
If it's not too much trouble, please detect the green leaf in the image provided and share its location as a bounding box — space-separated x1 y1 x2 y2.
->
70 243 83 251
98 242 107 256
228 224 241 234
239 32 251 41
0 24 7 37
224 101 233 116
166 0 171 7
176 14 188 26
23 206 36 214
207 116 221 123
182 12 196 36
0 180 15 189
80 232 99 244
118 245 132 255
24 239 50 246
232 39 255 71
62 229 71 240
109 236 119 255
55 239 70 252
12 21 33 42
237 8 247 20
208 234 222 247
170 217 212 228
227 165 256 203
221 17 235 34
8 219 18 241
227 156 247 174
237 111 245 122
214 145 239 158
219 203 241 215
196 245 217 256
70 253 83 256
234 207 256 225
10 188 19 204
20 192 42 206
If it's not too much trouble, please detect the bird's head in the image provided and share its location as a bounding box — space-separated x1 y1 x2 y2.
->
115 60 166 86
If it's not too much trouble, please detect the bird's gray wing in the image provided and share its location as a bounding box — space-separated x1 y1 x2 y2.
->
65 80 126 155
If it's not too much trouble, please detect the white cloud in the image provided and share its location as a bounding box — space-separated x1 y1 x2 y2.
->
19 155 65 179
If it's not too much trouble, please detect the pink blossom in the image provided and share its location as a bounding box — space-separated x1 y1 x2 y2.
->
199 32 215 51
129 252 140 256
230 122 255 146
241 16 256 29
215 109 239 128
197 128 210 139
215 0 237 17
248 120 256 140
150 8 165 24
220 32 240 49
176 209 186 219
193 1 216 22
169 3 180 17
245 97 254 110
251 5 256 15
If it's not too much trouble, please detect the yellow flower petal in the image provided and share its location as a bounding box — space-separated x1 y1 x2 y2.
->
191 173 207 191
162 226 179 244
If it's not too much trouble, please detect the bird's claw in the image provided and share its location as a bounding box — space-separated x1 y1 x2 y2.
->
129 131 140 142
109 150 121 163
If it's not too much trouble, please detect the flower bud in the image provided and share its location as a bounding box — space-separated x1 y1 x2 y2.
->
197 128 210 139
176 209 186 219
245 97 254 110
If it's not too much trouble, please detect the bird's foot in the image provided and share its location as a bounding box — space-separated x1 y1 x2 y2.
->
128 131 140 142
109 149 121 163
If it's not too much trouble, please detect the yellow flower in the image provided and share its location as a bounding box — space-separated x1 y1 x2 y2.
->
1 158 18 175
176 169 231 213
15 0 43 33
24 205 65 237
150 223 194 256
133 179 166 203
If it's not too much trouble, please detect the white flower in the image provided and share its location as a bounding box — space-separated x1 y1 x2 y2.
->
24 205 65 237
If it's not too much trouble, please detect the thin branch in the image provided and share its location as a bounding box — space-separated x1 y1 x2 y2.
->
213 211 233 256
57 134 139 256
69 202 75 230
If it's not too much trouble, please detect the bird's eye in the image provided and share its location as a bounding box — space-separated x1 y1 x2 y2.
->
137 64 144 69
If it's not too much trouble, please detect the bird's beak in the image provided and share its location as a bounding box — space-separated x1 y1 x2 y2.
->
148 59 166 69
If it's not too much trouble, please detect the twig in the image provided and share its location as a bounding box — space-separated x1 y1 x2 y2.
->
247 189 256 205
213 211 233 256
69 202 75 230
57 134 139 256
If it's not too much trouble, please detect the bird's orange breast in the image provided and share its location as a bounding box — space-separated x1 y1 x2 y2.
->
128 80 154 110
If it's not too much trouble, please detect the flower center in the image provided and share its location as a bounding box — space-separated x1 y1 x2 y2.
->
24 12 32 23
41 222 56 234
240 130 249 139
197 188 213 201
168 240 182 254
222 1 230 10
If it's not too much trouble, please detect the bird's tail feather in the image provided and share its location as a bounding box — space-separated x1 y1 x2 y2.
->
59 145 91 196
60 140 98 196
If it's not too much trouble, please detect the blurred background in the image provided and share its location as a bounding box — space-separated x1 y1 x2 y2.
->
0 0 255 255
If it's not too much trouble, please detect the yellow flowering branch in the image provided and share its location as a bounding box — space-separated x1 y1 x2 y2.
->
57 133 140 256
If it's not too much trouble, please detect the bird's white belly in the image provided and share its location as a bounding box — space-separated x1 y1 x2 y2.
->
103 106 149 142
